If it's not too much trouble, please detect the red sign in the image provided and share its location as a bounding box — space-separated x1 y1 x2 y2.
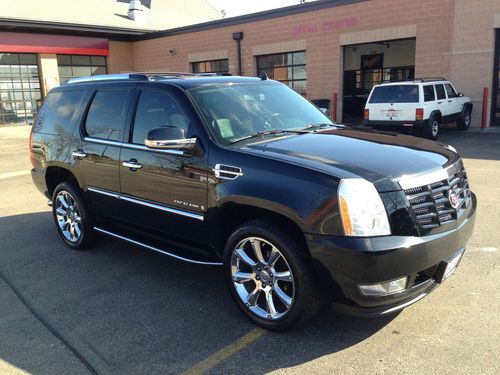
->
0 32 109 56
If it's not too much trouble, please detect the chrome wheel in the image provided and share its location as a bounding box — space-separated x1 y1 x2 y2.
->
431 120 439 138
230 237 295 320
55 190 82 243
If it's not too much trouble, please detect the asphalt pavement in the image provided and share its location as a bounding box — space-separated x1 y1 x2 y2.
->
0 125 498 375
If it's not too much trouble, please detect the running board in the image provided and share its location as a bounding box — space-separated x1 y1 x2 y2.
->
93 227 223 266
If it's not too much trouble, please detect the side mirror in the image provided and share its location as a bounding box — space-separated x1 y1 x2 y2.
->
319 107 329 114
145 126 196 154
458 92 464 97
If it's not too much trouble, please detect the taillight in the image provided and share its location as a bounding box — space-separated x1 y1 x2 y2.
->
416 108 424 121
29 126 35 168
364 108 369 120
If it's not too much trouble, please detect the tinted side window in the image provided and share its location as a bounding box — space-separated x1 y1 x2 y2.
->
85 90 128 141
132 90 190 144
435 84 446 100
445 84 457 98
423 85 435 102
34 90 84 134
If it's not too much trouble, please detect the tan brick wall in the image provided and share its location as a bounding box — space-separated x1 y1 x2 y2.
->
108 41 134 73
451 0 500 127
122 0 499 126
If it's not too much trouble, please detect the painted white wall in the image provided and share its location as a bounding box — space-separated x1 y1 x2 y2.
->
343 39 416 71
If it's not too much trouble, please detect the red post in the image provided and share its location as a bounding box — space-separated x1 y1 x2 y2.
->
481 87 488 129
332 92 338 122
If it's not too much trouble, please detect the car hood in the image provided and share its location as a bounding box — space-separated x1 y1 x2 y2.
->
235 127 459 192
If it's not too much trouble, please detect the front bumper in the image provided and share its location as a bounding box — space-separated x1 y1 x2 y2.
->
307 192 476 317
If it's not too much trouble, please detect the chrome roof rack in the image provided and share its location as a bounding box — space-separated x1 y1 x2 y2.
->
66 73 150 84
65 72 232 84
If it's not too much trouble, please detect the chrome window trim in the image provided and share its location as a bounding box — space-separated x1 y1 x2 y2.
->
84 137 122 147
87 186 204 221
83 137 186 156
94 227 222 266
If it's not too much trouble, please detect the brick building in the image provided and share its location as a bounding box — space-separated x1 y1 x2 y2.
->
1 0 500 127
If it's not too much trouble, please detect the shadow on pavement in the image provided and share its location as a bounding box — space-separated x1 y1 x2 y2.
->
0 211 395 374
438 128 500 161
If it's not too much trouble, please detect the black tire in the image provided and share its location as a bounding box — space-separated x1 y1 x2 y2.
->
457 108 471 130
224 219 322 331
52 182 95 250
424 114 440 140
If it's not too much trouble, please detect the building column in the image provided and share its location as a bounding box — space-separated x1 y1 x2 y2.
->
37 54 60 97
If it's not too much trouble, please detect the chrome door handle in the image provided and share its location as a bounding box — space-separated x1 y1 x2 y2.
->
122 160 143 170
72 150 87 159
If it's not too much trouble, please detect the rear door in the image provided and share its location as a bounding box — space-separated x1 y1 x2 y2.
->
119 86 209 246
366 84 419 122
75 86 131 219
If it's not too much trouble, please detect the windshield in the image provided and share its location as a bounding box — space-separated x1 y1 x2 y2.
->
188 82 333 145
369 85 419 103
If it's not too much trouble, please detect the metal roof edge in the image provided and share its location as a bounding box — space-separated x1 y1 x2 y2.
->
134 0 367 41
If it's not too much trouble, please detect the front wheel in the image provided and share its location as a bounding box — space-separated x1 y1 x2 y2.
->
224 219 322 330
457 109 471 130
52 182 95 250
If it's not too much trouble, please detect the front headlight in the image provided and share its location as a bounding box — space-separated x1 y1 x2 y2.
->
338 178 391 236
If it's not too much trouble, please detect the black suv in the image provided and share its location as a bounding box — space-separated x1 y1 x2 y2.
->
30 73 476 330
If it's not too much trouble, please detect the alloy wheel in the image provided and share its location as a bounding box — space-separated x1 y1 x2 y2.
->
55 190 82 243
230 237 295 320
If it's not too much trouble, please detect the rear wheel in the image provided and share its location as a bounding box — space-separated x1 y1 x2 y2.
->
224 219 322 330
424 115 440 140
457 108 471 130
52 182 95 249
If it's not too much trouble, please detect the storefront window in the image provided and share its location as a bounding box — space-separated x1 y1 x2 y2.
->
256 51 307 95
0 53 41 125
192 59 229 74
57 55 107 83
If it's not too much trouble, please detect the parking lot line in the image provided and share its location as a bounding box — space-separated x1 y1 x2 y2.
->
0 170 30 180
182 327 265 375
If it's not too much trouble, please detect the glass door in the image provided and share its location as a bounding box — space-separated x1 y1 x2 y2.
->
492 29 500 126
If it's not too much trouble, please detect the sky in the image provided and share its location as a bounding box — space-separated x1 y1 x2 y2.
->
207 0 310 18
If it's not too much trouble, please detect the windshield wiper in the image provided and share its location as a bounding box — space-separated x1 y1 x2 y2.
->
301 123 341 131
229 129 305 145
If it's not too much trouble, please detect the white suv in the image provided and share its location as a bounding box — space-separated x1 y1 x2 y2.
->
363 78 472 140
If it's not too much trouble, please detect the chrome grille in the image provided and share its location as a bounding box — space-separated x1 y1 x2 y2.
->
404 167 471 230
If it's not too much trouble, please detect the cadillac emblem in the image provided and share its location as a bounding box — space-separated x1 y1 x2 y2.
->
449 191 460 209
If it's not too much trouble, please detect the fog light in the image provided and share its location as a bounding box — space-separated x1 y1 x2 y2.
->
359 277 407 296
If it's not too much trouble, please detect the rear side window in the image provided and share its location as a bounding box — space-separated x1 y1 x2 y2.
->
435 84 446 100
131 90 190 144
368 85 419 103
423 85 435 102
445 84 457 98
85 90 128 141
34 90 84 134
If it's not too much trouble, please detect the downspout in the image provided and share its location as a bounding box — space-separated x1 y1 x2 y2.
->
232 32 244 76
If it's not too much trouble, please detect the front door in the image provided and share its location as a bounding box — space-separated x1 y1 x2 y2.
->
119 88 209 247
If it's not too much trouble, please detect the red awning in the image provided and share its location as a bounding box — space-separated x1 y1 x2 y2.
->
0 32 109 56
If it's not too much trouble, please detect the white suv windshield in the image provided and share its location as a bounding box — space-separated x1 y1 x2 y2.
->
188 82 332 144
369 85 419 103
